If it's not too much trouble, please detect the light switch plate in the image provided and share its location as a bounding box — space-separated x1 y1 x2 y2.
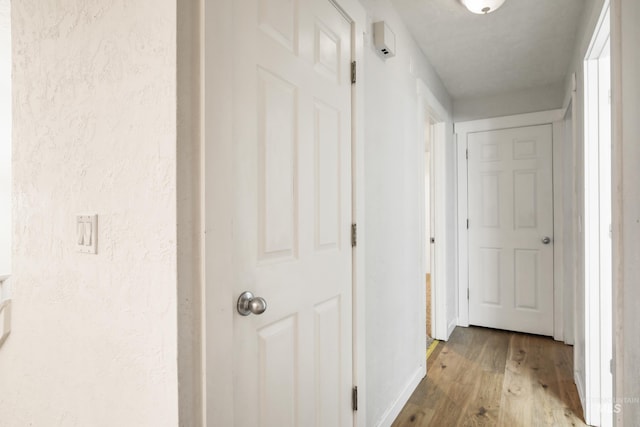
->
77 214 98 254
0 300 11 349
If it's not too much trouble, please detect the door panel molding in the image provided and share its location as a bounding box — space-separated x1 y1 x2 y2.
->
467 124 554 335
203 0 368 426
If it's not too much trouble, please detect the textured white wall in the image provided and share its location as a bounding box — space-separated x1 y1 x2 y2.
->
358 0 453 425
0 0 10 276
453 82 566 122
612 0 640 423
0 1 179 426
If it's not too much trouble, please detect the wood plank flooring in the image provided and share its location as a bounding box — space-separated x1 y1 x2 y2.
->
392 326 586 427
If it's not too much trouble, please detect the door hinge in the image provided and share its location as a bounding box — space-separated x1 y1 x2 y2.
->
610 359 614 374
351 223 357 247
352 386 358 411
466 219 469 229
466 149 468 160
351 61 357 84
467 288 469 300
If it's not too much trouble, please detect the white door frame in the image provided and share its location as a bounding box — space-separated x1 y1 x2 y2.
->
583 2 613 424
455 110 568 341
417 79 451 342
562 85 577 346
202 0 367 426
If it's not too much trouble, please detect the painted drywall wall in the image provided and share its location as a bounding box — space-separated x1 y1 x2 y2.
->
453 83 566 122
0 1 179 426
0 0 10 276
358 0 453 425
559 0 605 405
444 128 457 338
611 0 640 423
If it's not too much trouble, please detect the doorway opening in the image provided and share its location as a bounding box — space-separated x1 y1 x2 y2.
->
417 78 450 350
424 115 434 354
583 2 612 425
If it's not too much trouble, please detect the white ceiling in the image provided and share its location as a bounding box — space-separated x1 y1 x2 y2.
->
391 0 586 99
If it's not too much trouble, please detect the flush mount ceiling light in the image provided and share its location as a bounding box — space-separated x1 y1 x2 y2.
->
461 0 506 14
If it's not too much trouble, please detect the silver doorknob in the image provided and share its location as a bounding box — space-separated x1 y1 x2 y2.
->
237 291 268 316
542 236 551 244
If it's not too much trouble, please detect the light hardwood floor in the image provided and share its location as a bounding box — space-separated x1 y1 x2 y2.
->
392 326 586 427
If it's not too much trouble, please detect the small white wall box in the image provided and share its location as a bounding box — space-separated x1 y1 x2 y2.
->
373 21 396 58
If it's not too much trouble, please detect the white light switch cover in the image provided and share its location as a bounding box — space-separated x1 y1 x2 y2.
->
77 214 98 254
0 300 11 349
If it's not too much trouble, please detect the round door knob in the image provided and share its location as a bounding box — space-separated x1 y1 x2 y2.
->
237 291 268 316
541 236 551 244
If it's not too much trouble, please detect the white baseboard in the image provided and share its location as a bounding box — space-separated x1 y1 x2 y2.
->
375 366 423 427
447 318 457 340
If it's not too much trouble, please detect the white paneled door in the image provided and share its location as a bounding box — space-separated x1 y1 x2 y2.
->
230 0 353 426
467 125 554 336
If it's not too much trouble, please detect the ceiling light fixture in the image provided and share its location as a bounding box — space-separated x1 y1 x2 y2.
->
461 0 506 14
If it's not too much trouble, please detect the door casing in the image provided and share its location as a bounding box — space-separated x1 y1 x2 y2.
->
417 79 452 342
583 2 613 424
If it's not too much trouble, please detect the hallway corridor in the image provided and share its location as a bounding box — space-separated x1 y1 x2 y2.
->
392 326 586 426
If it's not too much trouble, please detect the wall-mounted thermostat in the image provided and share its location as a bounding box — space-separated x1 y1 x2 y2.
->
373 21 396 58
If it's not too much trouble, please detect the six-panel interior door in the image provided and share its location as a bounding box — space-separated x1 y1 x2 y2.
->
231 0 353 426
467 125 554 336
